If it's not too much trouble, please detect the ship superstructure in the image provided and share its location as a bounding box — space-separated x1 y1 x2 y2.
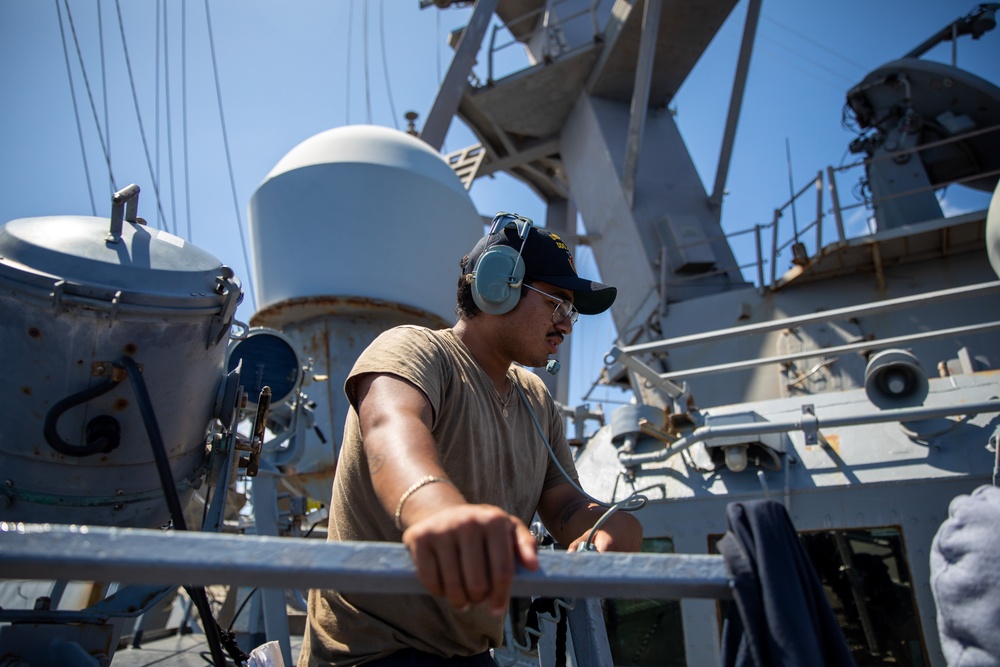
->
1 2 999 666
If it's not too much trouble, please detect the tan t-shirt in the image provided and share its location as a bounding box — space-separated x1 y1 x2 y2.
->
299 326 578 666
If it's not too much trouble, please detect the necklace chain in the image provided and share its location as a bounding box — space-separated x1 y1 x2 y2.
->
494 374 515 416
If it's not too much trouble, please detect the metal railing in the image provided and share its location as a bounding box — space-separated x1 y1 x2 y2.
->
631 121 1000 296
610 280 1000 390
485 0 604 84
0 522 732 601
0 521 731 666
760 121 1000 290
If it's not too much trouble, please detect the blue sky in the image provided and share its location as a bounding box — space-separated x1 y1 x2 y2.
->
1 0 997 412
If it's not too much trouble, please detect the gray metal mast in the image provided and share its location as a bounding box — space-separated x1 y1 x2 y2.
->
421 0 758 405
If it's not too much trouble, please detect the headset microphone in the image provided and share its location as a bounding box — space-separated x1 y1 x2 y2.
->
545 359 560 375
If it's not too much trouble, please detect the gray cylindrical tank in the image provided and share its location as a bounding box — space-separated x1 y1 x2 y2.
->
248 125 482 503
0 210 241 527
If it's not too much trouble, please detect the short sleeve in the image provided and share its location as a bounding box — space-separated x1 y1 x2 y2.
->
344 326 448 419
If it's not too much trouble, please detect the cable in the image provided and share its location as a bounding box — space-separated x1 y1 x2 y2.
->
119 356 240 667
760 34 859 86
43 377 123 457
435 8 442 87
181 0 192 242
155 0 161 230
61 0 118 198
98 0 110 184
363 0 372 124
203 0 257 310
345 0 354 124
762 14 868 74
228 587 260 632
752 444 782 472
511 378 646 553
54 0 97 215
162 0 180 237
756 45 853 93
153 0 166 230
580 497 643 552
378 0 400 129
498 597 577 667
113 0 171 233
201 483 212 530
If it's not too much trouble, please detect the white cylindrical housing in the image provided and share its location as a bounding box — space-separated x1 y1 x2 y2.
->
249 125 482 321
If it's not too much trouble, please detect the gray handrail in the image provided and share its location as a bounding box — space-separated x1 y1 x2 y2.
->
0 523 733 601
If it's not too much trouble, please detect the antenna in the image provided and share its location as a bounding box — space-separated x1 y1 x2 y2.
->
785 137 799 239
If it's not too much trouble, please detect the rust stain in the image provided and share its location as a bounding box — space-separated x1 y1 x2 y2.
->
113 398 129 411
20 386 31 395
27 327 41 338
250 295 449 330
123 343 138 355
823 433 840 454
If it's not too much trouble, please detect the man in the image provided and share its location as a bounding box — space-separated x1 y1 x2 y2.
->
299 213 643 666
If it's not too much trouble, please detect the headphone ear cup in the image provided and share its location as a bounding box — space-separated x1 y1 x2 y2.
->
471 245 525 315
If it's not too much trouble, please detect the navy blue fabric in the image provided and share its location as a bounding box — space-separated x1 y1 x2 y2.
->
719 500 856 667
363 648 498 667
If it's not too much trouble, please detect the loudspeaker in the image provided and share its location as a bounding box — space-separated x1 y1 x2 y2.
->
864 349 929 410
470 214 532 315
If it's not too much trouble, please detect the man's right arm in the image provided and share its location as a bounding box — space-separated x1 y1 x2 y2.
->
354 372 539 616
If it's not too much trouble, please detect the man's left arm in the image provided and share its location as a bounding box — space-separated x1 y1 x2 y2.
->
536 482 643 553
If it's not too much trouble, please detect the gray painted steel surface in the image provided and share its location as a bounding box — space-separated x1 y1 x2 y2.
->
0 212 239 529
0 523 733 602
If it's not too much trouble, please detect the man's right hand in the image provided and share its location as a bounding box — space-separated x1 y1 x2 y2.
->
402 503 539 617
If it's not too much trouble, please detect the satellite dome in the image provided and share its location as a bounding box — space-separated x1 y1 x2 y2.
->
249 125 482 322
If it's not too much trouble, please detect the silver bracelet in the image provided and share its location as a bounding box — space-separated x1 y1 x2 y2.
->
393 475 450 531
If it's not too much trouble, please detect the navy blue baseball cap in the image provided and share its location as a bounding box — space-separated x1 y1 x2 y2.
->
465 214 617 315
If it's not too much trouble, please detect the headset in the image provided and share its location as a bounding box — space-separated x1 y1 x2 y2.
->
468 212 533 315
468 211 562 376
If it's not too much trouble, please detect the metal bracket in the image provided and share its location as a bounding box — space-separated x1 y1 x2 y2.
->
800 404 819 445
207 267 242 349
49 280 65 314
607 345 687 400
108 290 123 326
